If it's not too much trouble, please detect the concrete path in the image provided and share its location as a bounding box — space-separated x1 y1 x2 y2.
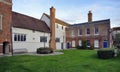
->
0 52 64 57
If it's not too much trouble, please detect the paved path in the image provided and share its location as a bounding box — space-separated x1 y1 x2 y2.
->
0 52 64 57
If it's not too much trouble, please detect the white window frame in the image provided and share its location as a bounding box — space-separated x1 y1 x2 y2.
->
94 40 99 48
79 40 82 46
78 29 82 36
72 40 75 47
71 30 75 37
0 15 3 31
14 33 26 42
86 28 90 36
94 27 99 35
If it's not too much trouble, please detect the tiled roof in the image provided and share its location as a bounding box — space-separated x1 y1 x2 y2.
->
12 12 50 33
112 27 120 31
70 19 110 27
43 13 70 26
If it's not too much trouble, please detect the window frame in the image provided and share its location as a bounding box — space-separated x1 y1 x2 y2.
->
86 28 90 35
14 33 26 42
78 29 82 36
71 30 75 37
56 38 60 42
0 15 3 31
40 36 47 42
94 27 99 35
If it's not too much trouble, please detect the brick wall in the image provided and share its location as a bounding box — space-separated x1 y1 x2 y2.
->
0 1 12 54
66 21 110 48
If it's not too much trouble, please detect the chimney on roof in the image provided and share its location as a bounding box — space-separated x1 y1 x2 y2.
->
88 10 92 22
49 6 56 50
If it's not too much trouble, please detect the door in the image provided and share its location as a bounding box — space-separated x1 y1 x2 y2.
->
3 42 10 54
67 42 70 49
103 41 108 48
61 43 64 49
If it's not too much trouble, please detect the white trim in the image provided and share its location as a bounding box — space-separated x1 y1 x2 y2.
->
78 29 82 36
94 27 99 35
0 15 3 31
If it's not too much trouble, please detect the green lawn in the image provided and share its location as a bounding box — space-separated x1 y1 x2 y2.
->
0 50 120 72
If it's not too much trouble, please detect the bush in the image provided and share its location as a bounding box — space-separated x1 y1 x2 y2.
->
37 47 53 54
76 45 83 49
97 48 115 59
89 45 94 50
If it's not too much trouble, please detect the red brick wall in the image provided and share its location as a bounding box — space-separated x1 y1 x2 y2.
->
0 1 12 54
66 22 110 48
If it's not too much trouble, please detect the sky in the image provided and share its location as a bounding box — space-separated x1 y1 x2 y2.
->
12 0 120 28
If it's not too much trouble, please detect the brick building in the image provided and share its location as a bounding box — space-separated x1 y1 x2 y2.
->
0 0 12 55
66 11 111 48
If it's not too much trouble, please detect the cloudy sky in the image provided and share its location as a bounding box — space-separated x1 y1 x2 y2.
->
12 0 120 28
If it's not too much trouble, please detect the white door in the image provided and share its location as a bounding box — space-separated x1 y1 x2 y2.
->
79 40 82 46
94 40 99 48
72 40 75 47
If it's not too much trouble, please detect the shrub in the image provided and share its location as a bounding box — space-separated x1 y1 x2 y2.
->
82 40 87 49
76 45 83 49
89 45 94 50
97 48 115 59
37 47 53 54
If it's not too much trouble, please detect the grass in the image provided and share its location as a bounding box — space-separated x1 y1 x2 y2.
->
0 50 120 72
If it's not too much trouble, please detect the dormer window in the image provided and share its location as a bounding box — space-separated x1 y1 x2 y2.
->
0 15 2 31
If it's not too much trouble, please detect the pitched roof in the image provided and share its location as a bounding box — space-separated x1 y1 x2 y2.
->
112 27 120 31
12 12 50 33
43 13 70 26
70 19 110 27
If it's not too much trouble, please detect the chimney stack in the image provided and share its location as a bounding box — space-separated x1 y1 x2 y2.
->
49 6 56 50
88 10 92 22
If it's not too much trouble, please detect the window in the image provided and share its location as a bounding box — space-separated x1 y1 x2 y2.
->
40 36 47 42
79 40 82 46
86 28 90 35
94 27 99 35
14 34 26 42
86 40 90 47
62 26 63 30
94 40 99 48
78 29 82 36
0 15 2 30
56 38 60 42
72 40 75 47
56 24 58 28
71 30 75 36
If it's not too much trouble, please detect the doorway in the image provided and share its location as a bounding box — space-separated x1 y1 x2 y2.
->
103 41 108 48
67 42 70 49
3 42 10 54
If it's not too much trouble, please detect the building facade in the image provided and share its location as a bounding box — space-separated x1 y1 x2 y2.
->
66 11 111 48
0 0 12 55
41 7 69 50
12 12 50 52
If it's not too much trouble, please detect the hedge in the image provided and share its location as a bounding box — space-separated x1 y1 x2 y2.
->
97 48 115 59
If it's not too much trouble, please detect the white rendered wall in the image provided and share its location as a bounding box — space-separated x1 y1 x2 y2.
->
12 27 50 52
55 23 67 50
41 14 50 27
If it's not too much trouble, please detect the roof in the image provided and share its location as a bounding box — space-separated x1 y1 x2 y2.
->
112 27 120 31
70 19 110 27
43 13 70 26
12 12 50 33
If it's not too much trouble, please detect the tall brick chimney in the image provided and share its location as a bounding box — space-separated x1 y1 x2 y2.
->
49 6 56 50
88 10 92 22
